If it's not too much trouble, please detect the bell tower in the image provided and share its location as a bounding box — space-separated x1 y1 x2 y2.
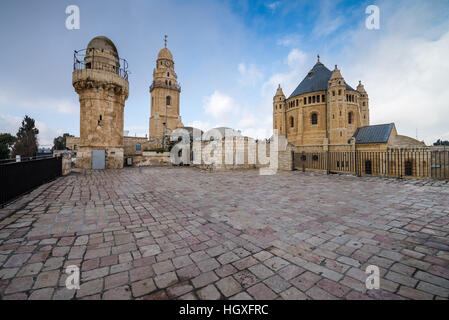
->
357 81 370 127
273 85 286 135
149 36 183 148
327 65 348 144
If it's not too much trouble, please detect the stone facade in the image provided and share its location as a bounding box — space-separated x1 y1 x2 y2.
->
274 59 370 152
66 137 80 153
72 36 129 169
275 58 425 155
123 136 150 156
149 44 183 148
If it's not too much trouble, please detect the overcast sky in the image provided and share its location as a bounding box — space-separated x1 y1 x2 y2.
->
0 0 448 146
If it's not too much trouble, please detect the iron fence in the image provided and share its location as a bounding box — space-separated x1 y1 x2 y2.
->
0 156 62 206
73 49 129 81
294 150 449 180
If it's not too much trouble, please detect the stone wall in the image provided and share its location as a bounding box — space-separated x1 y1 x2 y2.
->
124 136 150 156
131 152 171 167
189 135 294 172
53 151 72 176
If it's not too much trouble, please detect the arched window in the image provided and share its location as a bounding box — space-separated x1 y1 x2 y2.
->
290 116 294 128
312 96 316 103
317 95 320 103
166 96 171 106
311 113 318 125
348 112 353 124
167 72 170 77
304 98 307 105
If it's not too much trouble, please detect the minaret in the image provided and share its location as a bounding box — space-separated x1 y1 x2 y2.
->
72 36 129 169
357 81 370 126
149 36 183 148
273 84 286 135
327 65 347 144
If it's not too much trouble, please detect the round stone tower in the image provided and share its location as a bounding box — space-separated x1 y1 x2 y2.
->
72 36 129 169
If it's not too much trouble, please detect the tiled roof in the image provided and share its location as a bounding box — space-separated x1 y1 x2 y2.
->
352 123 395 144
288 62 355 99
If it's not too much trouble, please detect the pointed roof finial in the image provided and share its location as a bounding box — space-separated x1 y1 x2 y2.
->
164 35 168 48
317 54 320 62
278 84 281 88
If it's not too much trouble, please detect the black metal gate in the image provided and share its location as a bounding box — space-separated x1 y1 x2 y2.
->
0 157 62 206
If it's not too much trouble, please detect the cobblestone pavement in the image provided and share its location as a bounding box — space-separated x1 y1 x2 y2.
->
0 167 448 300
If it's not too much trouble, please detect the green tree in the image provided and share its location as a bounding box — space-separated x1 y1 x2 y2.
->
0 133 17 159
52 133 74 151
12 115 39 158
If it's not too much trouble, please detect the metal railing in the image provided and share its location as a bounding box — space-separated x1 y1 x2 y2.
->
294 150 449 180
0 156 62 206
73 49 129 81
150 80 181 92
0 154 53 164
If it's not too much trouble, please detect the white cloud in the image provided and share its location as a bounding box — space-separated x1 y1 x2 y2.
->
0 91 78 115
0 114 22 135
266 1 281 11
276 34 301 47
0 113 58 147
312 0 345 37
286 48 307 68
238 63 263 86
203 90 239 119
338 0 449 145
262 48 309 99
185 120 213 132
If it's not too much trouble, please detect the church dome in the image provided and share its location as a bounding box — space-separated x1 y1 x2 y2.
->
288 60 354 99
87 36 118 55
158 47 173 60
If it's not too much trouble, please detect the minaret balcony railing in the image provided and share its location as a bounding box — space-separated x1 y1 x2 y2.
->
73 49 129 81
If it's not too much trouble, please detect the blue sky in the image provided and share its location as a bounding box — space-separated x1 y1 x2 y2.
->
1 0 449 146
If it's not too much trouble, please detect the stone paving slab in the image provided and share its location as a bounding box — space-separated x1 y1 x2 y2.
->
0 167 448 300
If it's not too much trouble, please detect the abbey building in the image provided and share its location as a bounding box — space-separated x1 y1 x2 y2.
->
274 57 424 152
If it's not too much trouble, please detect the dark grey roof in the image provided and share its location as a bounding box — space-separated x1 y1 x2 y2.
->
352 123 394 144
288 62 355 99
